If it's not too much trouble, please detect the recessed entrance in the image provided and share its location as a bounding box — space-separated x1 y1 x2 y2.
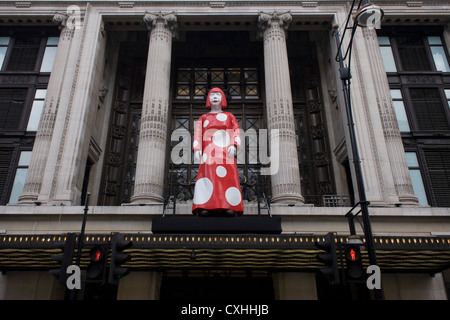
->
160 271 274 300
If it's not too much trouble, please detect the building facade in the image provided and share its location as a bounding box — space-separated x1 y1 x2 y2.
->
0 0 449 300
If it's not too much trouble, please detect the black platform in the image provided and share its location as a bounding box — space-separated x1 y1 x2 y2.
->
152 216 282 234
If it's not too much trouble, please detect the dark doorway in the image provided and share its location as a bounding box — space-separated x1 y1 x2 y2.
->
160 272 275 300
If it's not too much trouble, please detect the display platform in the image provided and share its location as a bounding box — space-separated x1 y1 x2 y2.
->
151 216 282 234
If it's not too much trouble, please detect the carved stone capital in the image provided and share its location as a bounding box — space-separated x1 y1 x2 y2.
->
53 11 78 37
53 13 69 28
258 11 292 31
143 11 178 34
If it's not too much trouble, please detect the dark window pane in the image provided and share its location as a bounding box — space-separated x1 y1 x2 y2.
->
397 36 432 71
0 88 28 129
7 47 39 71
424 150 450 207
410 88 449 130
5 36 41 71
0 149 13 204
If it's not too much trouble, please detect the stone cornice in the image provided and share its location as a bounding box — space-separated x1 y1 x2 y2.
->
2 0 450 7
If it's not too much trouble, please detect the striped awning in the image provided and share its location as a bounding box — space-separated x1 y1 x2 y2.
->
0 233 449 273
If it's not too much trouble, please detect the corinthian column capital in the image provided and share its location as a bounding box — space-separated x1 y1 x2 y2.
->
143 11 178 34
53 10 80 38
53 13 70 29
258 11 292 31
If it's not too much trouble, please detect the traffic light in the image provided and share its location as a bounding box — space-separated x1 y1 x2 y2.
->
49 233 76 285
343 240 365 283
108 233 132 286
315 232 340 284
86 245 108 283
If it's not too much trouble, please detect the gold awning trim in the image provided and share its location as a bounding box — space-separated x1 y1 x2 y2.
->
0 233 449 273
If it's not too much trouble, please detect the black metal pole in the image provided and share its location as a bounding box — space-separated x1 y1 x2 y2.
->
69 192 90 300
76 192 90 265
334 27 383 300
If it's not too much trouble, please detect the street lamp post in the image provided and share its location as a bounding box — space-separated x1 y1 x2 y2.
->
333 0 384 300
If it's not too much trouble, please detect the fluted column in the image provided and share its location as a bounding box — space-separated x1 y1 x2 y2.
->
18 13 75 204
362 28 418 204
258 12 304 204
130 12 177 204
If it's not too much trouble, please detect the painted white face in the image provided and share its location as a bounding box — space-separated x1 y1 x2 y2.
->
209 92 222 106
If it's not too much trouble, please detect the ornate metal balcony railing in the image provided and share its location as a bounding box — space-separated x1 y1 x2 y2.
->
163 172 352 216
163 173 272 217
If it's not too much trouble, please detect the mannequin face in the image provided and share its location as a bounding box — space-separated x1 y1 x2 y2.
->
209 92 222 107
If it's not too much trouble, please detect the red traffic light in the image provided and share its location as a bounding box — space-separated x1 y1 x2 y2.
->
89 246 105 262
94 249 101 261
345 246 361 261
87 245 107 281
344 244 364 282
349 248 356 260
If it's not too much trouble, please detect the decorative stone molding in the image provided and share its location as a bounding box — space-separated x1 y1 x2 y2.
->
53 12 76 40
302 2 317 7
118 2 134 8
52 13 68 27
14 2 31 8
88 138 102 163
258 11 292 32
99 86 108 103
143 11 178 33
333 138 348 164
406 1 423 7
210 1 226 8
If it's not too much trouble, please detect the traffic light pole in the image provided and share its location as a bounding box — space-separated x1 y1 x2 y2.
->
69 192 90 300
76 192 90 266
334 27 384 300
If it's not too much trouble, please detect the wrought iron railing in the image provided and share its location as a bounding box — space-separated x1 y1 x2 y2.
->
163 174 272 217
163 173 352 216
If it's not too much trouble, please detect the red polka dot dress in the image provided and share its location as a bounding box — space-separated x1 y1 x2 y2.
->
192 111 243 216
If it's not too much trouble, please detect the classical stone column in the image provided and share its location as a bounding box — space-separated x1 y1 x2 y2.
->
258 12 304 204
361 28 418 204
18 13 75 204
130 12 177 204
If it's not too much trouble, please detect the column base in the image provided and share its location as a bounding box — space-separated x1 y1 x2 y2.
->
398 194 419 206
271 193 305 205
130 194 164 205
17 193 39 205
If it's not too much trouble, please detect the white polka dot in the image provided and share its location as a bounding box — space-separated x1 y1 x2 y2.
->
203 120 209 127
193 178 213 205
234 137 241 146
213 130 231 148
193 140 199 148
225 187 242 206
216 166 227 178
201 153 207 164
216 113 227 121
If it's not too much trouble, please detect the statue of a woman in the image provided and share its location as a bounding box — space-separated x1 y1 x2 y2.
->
192 87 243 217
